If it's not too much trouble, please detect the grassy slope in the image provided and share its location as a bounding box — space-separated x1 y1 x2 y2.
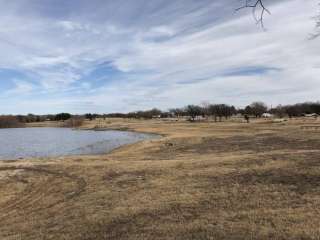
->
0 118 320 239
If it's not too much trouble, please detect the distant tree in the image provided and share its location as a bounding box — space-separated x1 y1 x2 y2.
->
244 105 253 116
84 113 100 120
26 114 37 123
248 102 268 118
201 101 211 119
85 113 94 121
127 112 138 119
310 102 320 114
46 114 56 121
169 108 185 118
208 104 236 122
55 113 72 121
208 104 218 122
223 105 236 119
148 108 162 118
215 104 226 121
160 111 171 118
137 111 147 119
270 105 286 118
63 116 84 128
16 115 27 123
285 105 301 118
107 113 128 118
126 109 163 119
282 102 320 118
185 105 202 121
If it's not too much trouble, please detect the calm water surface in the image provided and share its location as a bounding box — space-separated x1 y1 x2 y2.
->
0 127 158 160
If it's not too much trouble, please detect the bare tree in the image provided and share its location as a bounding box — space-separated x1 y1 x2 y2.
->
247 102 268 118
185 105 202 121
201 101 211 119
169 108 185 119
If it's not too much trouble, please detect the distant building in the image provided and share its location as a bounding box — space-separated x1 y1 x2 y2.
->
303 113 319 118
262 113 274 118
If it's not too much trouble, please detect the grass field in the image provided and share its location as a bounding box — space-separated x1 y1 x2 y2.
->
1 118 320 239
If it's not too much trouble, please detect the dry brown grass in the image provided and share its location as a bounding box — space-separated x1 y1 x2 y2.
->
63 117 85 128
26 121 63 128
1 118 320 239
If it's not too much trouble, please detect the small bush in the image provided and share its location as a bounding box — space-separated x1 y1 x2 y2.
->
63 117 84 128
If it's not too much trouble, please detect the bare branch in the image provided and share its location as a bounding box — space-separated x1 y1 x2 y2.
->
236 0 271 29
310 5 320 39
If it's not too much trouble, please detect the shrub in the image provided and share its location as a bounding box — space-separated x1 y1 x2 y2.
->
63 117 85 128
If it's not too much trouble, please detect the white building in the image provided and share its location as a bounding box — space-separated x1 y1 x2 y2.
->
262 113 274 118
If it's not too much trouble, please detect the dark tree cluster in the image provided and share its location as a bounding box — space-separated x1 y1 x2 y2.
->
16 114 46 123
104 113 128 118
84 113 101 121
185 105 203 121
243 102 268 118
127 108 163 119
103 108 162 119
270 102 320 118
208 104 237 122
169 104 237 122
54 113 72 121
12 113 72 124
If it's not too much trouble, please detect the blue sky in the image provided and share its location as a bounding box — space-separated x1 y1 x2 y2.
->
0 0 319 114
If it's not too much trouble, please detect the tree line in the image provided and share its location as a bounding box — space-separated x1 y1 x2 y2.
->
0 101 319 128
105 101 320 121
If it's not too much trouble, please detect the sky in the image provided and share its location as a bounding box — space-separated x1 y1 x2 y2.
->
0 0 319 114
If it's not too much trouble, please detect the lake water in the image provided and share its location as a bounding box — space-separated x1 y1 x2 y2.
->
0 128 158 160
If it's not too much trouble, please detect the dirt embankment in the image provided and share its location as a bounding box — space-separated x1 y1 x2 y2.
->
1 118 320 239
0 116 25 128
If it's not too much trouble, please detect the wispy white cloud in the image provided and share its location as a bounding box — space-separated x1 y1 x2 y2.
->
5 79 35 95
0 0 318 114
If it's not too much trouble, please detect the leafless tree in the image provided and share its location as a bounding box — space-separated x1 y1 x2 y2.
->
246 102 268 118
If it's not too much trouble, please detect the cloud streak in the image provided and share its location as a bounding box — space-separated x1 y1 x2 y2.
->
0 0 319 114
